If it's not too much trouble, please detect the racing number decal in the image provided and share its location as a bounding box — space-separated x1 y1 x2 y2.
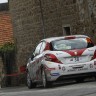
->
74 57 79 62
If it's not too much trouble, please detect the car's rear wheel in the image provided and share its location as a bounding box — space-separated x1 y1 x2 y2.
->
27 72 36 89
42 69 52 88
75 78 84 83
94 76 96 80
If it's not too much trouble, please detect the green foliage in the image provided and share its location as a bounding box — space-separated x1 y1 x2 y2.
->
0 42 15 53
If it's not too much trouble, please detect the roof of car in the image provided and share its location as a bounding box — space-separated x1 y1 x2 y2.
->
41 35 89 43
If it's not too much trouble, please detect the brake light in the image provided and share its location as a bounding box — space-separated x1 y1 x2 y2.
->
92 50 96 60
65 36 75 40
45 54 62 64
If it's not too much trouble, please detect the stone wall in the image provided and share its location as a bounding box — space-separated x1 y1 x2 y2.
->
9 0 44 71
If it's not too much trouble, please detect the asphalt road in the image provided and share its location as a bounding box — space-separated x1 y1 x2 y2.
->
1 79 96 96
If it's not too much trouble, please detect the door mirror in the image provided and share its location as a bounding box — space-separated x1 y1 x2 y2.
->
31 54 34 60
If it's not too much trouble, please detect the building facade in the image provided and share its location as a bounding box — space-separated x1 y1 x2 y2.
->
9 0 96 75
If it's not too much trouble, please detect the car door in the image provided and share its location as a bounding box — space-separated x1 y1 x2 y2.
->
30 42 43 81
35 41 47 80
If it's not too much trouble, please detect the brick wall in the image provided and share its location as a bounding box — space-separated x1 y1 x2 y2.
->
0 11 13 45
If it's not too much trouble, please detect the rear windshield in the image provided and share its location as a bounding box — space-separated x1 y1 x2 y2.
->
51 38 94 51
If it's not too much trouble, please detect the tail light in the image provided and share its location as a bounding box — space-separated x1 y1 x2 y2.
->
45 54 62 64
86 38 92 43
92 50 96 60
65 36 75 40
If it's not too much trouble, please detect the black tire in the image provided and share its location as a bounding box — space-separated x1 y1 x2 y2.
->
42 69 52 88
27 72 36 89
94 76 96 80
75 78 84 83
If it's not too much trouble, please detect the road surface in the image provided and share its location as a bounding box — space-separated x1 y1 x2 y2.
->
0 79 96 96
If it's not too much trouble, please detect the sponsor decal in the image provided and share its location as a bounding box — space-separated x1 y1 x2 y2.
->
67 68 88 72
70 58 73 61
90 64 93 68
62 67 66 71
45 65 55 71
58 65 61 69
50 73 60 76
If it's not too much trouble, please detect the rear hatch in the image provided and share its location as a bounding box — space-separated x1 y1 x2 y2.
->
51 37 95 64
55 48 95 64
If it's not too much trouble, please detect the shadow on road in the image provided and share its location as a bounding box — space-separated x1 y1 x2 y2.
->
0 78 96 93
36 78 96 89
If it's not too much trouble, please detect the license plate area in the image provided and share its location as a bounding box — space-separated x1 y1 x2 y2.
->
67 67 88 72
71 57 79 62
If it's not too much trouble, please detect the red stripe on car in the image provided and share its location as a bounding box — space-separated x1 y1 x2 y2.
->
63 48 86 56
44 65 56 71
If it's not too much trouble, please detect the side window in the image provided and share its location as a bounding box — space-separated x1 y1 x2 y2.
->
40 42 46 53
34 42 43 56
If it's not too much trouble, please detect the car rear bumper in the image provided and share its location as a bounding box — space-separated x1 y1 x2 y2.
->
45 59 96 81
56 72 96 81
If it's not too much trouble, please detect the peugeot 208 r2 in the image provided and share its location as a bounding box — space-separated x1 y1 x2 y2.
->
26 35 96 88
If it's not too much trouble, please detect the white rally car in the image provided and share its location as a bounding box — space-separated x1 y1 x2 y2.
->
26 35 96 88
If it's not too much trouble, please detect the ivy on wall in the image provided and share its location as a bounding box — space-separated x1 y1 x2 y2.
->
0 42 15 53
0 42 16 73
0 42 16 86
